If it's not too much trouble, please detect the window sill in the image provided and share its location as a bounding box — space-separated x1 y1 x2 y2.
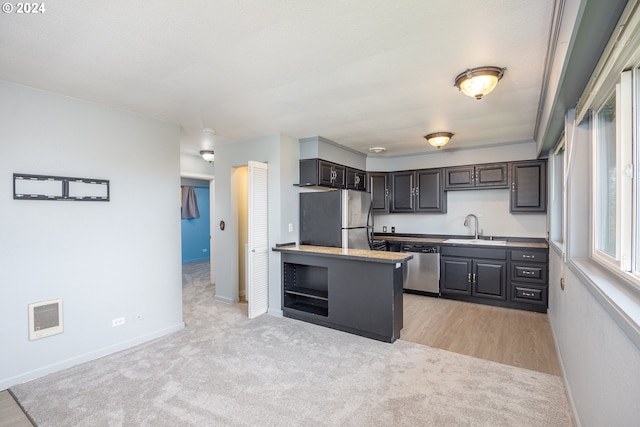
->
568 258 640 351
550 239 564 255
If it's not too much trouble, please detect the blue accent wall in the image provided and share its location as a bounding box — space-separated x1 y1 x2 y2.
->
181 186 210 264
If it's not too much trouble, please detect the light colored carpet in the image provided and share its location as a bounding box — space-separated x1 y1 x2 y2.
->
11 261 573 426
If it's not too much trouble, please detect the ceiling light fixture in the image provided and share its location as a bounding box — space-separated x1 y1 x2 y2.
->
454 66 506 100
369 147 386 154
424 132 454 149
200 128 216 162
200 150 215 162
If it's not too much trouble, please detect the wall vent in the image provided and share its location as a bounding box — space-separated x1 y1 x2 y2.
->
28 299 63 340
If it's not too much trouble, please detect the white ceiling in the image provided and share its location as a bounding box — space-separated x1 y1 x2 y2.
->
0 0 554 157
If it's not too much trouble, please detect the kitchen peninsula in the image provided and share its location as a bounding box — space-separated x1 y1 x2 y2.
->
272 244 412 343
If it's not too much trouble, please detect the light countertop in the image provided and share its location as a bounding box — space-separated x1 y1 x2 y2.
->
272 244 413 263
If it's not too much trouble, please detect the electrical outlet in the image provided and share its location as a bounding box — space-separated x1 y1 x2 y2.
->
112 317 125 327
202 248 208 252
133 313 144 321
288 223 294 232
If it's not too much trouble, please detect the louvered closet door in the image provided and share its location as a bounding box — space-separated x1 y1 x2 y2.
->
247 161 269 319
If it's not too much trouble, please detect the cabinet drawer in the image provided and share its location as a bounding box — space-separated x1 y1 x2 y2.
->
511 250 547 262
441 246 507 260
511 264 547 284
511 284 548 306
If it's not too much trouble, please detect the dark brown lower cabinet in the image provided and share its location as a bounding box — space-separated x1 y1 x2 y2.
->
279 251 405 343
441 255 506 301
440 245 549 312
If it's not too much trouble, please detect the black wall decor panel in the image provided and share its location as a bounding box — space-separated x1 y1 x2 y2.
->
13 173 110 201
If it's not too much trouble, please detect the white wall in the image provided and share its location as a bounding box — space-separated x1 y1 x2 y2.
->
180 152 215 177
549 249 640 426
375 190 546 238
367 140 538 171
0 81 184 390
546 112 640 425
369 141 547 238
299 136 367 169
213 134 299 314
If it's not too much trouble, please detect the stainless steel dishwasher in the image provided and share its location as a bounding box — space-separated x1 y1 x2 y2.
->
401 244 440 295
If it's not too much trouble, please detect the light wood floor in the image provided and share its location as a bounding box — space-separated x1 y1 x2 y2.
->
0 390 32 427
401 293 562 376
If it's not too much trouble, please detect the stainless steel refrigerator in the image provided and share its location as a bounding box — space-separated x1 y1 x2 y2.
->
300 190 373 250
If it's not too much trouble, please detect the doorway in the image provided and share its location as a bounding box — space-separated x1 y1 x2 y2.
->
180 174 215 284
236 166 248 303
180 181 210 264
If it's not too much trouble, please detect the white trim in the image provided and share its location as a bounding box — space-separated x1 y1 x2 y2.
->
569 259 640 350
180 172 215 181
591 88 620 264
576 0 640 123
620 71 633 270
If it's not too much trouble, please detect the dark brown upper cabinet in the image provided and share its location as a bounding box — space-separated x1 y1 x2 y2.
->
444 163 509 190
510 160 547 213
299 159 346 189
368 172 389 213
390 168 446 213
346 168 366 191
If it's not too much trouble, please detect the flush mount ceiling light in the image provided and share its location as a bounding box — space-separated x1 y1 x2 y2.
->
200 128 216 162
454 66 506 100
424 132 454 149
369 147 386 154
200 150 215 162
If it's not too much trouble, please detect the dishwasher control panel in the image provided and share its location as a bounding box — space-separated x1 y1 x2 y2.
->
401 245 439 253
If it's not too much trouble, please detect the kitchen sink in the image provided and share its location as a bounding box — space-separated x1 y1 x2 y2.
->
443 238 507 246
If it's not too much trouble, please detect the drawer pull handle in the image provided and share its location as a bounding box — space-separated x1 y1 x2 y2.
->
522 254 533 259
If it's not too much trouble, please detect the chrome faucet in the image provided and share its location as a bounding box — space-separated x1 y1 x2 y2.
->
464 214 482 239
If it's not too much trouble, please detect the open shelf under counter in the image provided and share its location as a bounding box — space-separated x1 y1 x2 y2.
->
273 245 411 343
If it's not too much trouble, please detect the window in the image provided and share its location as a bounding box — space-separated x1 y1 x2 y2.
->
550 137 565 245
594 91 617 260
591 69 635 282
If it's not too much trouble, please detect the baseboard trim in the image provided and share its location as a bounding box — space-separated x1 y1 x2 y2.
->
549 318 581 427
214 295 235 304
1 322 185 391
268 308 283 317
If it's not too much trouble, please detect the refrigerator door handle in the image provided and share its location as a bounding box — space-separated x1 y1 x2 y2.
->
367 200 374 249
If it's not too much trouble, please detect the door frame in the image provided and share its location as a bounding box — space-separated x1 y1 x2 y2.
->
180 173 215 282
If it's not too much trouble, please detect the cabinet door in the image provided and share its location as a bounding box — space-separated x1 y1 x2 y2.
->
416 168 446 212
390 171 415 212
473 260 507 300
356 170 366 191
476 163 509 188
346 169 366 191
441 256 472 295
444 166 475 190
318 160 335 187
369 172 389 213
510 160 546 212
332 164 346 188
